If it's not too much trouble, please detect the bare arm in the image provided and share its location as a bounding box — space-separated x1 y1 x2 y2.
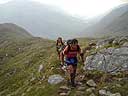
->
63 46 69 55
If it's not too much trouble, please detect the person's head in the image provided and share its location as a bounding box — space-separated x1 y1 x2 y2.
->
57 37 63 44
70 39 78 48
71 39 78 45
57 37 62 41
66 39 72 45
56 37 64 46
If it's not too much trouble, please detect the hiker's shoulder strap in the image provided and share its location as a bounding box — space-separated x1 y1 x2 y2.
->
63 45 69 55
77 45 80 51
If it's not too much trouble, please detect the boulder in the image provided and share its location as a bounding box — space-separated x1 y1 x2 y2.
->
89 93 96 96
96 38 114 48
86 80 97 87
84 47 128 73
59 86 71 91
59 92 69 96
86 88 95 93
99 89 112 96
77 86 86 91
110 93 121 96
122 42 128 47
75 91 85 96
48 74 64 84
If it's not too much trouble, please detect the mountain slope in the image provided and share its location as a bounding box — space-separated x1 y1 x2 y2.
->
0 23 57 95
81 4 128 37
0 23 32 41
0 24 127 95
0 0 86 39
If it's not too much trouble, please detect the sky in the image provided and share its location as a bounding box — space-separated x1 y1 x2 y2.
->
0 0 12 4
31 0 126 18
0 0 127 18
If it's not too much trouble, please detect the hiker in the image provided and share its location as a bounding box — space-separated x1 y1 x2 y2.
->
56 37 64 60
59 39 72 66
62 39 84 87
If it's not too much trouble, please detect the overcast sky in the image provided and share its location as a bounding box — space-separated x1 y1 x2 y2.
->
0 0 127 18
34 0 128 18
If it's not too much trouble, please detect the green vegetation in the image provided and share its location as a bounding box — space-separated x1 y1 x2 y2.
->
0 25 127 96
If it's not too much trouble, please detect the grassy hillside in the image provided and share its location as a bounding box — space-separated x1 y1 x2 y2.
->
0 23 32 41
0 23 59 96
0 28 91 96
0 37 127 96
0 24 127 96
0 37 58 96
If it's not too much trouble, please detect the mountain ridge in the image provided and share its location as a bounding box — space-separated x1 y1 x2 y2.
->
81 3 128 38
0 23 32 41
0 0 87 39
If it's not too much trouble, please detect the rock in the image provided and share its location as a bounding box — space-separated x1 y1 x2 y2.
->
30 77 36 82
58 86 71 96
59 92 69 96
75 91 85 96
118 36 128 45
87 80 97 87
106 91 113 96
77 86 86 91
112 39 119 45
84 47 128 73
103 86 108 90
110 93 121 96
99 89 106 95
26 87 32 92
76 75 85 82
89 93 96 96
99 89 112 96
86 88 95 93
115 84 122 87
122 42 128 47
6 68 17 77
96 38 114 48
21 93 26 96
40 76 45 81
18 48 21 51
96 36 128 48
38 64 43 73
5 53 8 57
48 74 64 84
60 86 71 91
76 82 83 86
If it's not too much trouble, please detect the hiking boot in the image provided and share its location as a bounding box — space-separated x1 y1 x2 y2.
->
71 83 76 88
67 80 71 86
70 73 76 87
71 80 76 87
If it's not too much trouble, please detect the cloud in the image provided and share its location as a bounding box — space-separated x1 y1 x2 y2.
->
0 0 13 4
31 0 123 18
121 0 128 2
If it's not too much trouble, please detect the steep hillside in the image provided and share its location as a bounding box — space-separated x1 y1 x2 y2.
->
0 23 32 41
81 4 128 37
0 23 57 95
0 37 58 96
0 23 127 96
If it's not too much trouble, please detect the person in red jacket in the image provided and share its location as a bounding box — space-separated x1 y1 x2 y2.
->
62 39 84 87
